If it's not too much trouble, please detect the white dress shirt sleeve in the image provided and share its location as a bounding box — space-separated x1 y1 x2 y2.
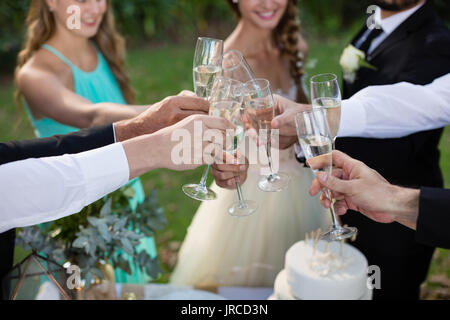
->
338 73 450 138
0 143 130 233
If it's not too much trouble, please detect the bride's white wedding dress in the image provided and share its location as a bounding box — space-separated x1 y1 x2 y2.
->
170 84 331 287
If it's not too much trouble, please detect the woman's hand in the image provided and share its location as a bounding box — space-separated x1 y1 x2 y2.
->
271 94 312 149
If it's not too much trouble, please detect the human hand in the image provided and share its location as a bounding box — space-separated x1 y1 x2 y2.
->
115 95 209 141
122 114 233 177
211 150 249 189
308 150 419 228
177 90 197 97
271 94 312 149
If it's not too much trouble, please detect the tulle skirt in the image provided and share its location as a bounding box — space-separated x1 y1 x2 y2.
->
170 146 331 287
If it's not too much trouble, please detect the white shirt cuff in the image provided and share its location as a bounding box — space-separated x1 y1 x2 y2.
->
338 98 367 138
73 143 130 205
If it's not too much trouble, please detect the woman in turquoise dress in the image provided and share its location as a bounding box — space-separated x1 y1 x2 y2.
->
15 0 156 284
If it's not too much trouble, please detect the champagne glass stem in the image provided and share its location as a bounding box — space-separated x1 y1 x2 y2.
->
199 165 211 190
266 134 276 180
234 178 247 209
325 188 340 228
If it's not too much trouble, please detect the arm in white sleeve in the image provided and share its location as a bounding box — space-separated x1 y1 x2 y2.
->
0 143 130 233
338 73 450 138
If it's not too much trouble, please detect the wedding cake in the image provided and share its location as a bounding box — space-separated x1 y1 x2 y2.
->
270 239 372 300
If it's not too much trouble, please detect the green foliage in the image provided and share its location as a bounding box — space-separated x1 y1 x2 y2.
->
16 188 167 288
1 0 449 70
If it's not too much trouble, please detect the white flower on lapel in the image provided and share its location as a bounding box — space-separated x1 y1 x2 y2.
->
340 44 377 83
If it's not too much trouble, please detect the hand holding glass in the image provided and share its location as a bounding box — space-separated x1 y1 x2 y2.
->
209 77 258 216
183 37 223 201
295 108 357 241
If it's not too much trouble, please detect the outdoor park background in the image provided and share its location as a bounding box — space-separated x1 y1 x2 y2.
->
0 1 449 298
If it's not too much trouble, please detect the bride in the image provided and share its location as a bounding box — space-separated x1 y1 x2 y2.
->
171 0 330 287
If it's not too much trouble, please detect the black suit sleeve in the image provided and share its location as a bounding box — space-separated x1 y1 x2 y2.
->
0 124 115 165
416 187 450 249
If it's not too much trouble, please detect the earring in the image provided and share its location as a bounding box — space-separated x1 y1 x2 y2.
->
232 0 238 3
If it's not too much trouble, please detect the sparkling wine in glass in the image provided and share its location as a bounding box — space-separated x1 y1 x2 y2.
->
209 77 258 216
295 108 357 241
193 64 222 99
182 37 223 201
244 79 290 192
310 74 342 148
312 97 341 142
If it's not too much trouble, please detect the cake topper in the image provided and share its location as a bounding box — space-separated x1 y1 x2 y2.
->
303 228 352 277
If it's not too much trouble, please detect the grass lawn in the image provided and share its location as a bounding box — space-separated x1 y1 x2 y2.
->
1 39 449 296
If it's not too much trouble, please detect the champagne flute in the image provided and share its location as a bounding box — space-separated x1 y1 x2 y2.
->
222 49 256 83
222 49 256 158
310 73 341 148
193 37 224 99
182 37 223 201
244 79 290 192
209 77 258 216
295 108 357 241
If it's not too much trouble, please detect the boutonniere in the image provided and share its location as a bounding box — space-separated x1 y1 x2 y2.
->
339 45 377 83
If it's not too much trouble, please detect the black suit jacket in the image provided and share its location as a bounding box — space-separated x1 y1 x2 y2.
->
340 1 450 188
416 187 450 249
336 2 450 299
0 124 114 299
0 124 114 165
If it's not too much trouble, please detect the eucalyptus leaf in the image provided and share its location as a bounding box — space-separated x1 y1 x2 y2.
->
100 198 113 217
118 256 132 275
120 238 134 255
96 221 112 242
87 216 100 227
72 236 88 249
113 218 127 232
145 257 162 279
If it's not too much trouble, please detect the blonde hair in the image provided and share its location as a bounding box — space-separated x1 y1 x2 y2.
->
226 0 308 103
15 0 135 111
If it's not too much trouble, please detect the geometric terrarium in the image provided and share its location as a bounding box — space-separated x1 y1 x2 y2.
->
1 250 72 300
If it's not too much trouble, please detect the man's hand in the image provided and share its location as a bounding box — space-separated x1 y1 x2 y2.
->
271 94 311 149
211 151 249 189
115 94 209 141
308 150 420 229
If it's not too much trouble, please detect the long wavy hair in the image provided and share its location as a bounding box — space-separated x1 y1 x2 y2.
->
226 0 308 103
15 0 135 111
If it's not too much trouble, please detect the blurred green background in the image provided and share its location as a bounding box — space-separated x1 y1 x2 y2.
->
0 0 449 299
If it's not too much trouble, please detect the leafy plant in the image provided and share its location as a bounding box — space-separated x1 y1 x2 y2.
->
16 188 167 288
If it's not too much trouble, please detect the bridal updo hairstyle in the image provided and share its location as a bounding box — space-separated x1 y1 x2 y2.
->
226 0 308 103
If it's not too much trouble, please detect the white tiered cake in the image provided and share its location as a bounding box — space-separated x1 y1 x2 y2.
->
271 240 372 300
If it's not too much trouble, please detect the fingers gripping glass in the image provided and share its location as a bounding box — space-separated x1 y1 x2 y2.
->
183 37 223 201
209 77 258 217
295 108 357 241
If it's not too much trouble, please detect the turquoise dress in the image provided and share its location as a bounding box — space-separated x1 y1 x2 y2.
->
25 44 157 284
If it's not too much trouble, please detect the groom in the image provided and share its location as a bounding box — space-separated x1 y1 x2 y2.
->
336 0 450 299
